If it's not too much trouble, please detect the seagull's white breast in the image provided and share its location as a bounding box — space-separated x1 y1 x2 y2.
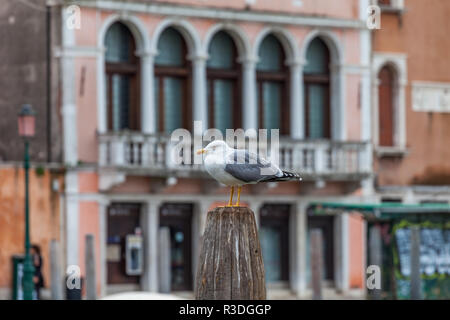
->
204 152 244 186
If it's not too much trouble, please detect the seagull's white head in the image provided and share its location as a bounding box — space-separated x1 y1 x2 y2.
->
196 140 229 157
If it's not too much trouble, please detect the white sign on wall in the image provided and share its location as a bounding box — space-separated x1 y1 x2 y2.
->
412 81 450 113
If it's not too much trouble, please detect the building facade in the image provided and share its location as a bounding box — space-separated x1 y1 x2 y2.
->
58 0 373 298
369 0 450 299
372 0 450 201
1 0 448 300
0 0 63 299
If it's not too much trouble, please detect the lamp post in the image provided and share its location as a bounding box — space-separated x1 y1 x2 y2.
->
18 104 36 300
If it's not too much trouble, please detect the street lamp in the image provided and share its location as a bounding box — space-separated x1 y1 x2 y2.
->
18 104 36 300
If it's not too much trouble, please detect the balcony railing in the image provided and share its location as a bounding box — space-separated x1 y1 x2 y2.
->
98 132 371 180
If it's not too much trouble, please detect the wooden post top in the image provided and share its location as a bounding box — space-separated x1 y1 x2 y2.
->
195 206 266 300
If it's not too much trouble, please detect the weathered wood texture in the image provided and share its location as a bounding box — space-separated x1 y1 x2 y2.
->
195 207 266 300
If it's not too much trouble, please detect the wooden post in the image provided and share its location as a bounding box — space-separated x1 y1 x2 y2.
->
50 240 63 300
369 225 382 300
410 226 421 300
195 207 266 300
158 227 171 293
310 229 323 300
85 234 97 300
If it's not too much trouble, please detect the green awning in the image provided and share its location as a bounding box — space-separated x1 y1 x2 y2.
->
310 202 450 220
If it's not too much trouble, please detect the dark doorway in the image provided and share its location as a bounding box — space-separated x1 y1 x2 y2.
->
307 213 335 282
159 203 193 291
107 203 141 285
259 204 290 282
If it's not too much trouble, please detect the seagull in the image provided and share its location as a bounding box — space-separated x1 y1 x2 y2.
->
196 140 301 207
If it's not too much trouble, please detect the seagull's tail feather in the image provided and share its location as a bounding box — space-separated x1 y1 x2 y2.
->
264 170 302 182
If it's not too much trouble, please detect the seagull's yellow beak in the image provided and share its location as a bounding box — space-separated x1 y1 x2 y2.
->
196 148 206 155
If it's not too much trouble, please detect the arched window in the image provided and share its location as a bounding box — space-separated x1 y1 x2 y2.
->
207 31 241 134
304 38 331 139
155 28 191 133
257 35 289 136
105 22 140 131
378 65 395 146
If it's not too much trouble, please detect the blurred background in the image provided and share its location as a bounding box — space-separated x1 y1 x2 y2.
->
0 0 449 300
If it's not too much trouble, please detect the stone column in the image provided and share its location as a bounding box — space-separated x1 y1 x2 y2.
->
141 200 160 292
369 224 382 299
334 213 350 293
85 234 97 300
397 80 407 148
191 54 208 132
138 50 157 134
98 200 108 298
61 6 78 165
288 59 304 139
331 63 346 141
294 202 308 296
240 57 258 132
65 171 79 267
50 240 63 300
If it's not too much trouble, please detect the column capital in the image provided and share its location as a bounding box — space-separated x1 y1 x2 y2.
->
188 53 209 62
286 58 306 68
146 199 163 209
237 55 259 66
135 49 158 58
98 197 111 207
294 201 309 212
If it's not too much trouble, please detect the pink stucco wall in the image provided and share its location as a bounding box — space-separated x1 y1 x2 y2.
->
78 172 99 193
76 57 98 163
348 213 364 289
153 0 360 19
346 74 362 140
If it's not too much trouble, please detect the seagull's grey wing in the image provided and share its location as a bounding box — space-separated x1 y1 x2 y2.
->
224 149 282 183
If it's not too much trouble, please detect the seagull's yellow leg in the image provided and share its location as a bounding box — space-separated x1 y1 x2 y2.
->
227 186 234 207
234 186 242 207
